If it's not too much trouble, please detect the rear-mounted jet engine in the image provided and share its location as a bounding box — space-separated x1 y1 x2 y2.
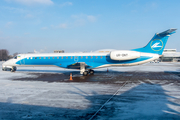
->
110 51 141 60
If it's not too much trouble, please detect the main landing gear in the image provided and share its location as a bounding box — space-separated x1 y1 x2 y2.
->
83 69 94 76
79 62 94 76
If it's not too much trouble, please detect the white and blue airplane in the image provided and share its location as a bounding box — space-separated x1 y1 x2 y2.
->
2 28 177 76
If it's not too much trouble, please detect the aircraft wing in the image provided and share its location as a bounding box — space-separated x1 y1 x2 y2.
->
67 62 91 69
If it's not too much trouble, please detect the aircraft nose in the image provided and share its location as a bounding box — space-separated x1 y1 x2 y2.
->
2 59 17 72
2 60 10 67
2 59 14 67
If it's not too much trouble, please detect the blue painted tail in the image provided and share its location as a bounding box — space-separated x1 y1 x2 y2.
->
133 28 177 55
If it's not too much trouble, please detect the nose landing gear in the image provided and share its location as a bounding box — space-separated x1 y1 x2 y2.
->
10 66 17 72
10 68 16 72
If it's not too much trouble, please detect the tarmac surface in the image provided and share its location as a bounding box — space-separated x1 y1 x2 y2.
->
0 62 180 120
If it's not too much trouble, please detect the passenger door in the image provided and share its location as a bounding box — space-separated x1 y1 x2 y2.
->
20 54 26 65
74 56 79 62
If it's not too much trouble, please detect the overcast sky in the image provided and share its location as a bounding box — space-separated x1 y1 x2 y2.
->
0 0 180 54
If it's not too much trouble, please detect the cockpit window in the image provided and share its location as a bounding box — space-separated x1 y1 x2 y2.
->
14 56 17 59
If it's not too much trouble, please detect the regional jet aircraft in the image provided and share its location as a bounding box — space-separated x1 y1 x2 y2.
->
2 29 177 76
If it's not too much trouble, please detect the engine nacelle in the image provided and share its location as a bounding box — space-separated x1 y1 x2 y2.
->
110 50 140 61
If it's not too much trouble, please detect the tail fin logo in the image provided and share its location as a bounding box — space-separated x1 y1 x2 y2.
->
150 39 163 51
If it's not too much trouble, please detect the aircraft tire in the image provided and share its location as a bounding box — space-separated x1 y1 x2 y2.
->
10 68 15 72
13 66 17 71
89 70 94 75
83 71 88 76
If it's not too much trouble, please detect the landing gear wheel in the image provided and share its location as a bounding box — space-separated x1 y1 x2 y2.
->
10 66 17 72
13 67 17 71
10 69 15 72
83 71 88 76
89 70 94 75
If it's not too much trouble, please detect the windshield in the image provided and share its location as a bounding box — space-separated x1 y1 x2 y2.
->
14 56 17 59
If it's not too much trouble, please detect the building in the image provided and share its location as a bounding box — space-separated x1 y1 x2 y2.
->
160 49 180 62
54 50 64 53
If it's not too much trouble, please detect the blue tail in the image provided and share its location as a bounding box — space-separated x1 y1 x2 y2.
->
133 28 177 55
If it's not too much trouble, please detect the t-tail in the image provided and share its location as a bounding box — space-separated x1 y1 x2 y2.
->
133 28 177 55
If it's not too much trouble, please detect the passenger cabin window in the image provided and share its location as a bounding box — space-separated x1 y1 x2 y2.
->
57 57 59 59
96 56 98 59
35 57 37 59
61 57 63 59
31 57 32 59
48 57 50 59
53 57 54 59
71 56 73 59
81 56 83 59
100 56 103 59
44 57 45 59
86 56 88 59
66 57 68 59
14 56 17 59
91 56 93 59
39 57 41 59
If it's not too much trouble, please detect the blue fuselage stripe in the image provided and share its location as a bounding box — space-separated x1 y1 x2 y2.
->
16 55 152 69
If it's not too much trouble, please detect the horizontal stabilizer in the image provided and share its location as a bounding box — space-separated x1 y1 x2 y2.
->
157 28 177 37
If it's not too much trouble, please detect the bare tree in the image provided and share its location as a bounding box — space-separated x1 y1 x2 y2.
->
0 50 1 61
0 49 9 61
13 52 19 57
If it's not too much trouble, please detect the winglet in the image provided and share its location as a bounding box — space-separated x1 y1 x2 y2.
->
157 28 177 37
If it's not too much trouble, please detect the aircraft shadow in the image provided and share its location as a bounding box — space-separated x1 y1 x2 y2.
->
0 83 180 120
16 69 73 73
16 68 120 74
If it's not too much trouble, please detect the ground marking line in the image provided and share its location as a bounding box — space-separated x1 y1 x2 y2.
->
89 81 128 120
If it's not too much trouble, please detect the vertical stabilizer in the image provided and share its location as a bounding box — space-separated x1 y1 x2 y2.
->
133 28 177 55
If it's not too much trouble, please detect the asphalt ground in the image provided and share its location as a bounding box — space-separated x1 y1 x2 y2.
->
13 71 180 83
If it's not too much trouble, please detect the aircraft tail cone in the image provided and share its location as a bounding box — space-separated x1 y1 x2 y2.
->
69 73 73 80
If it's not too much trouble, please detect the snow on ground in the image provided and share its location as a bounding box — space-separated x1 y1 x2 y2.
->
0 61 180 119
95 81 180 120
